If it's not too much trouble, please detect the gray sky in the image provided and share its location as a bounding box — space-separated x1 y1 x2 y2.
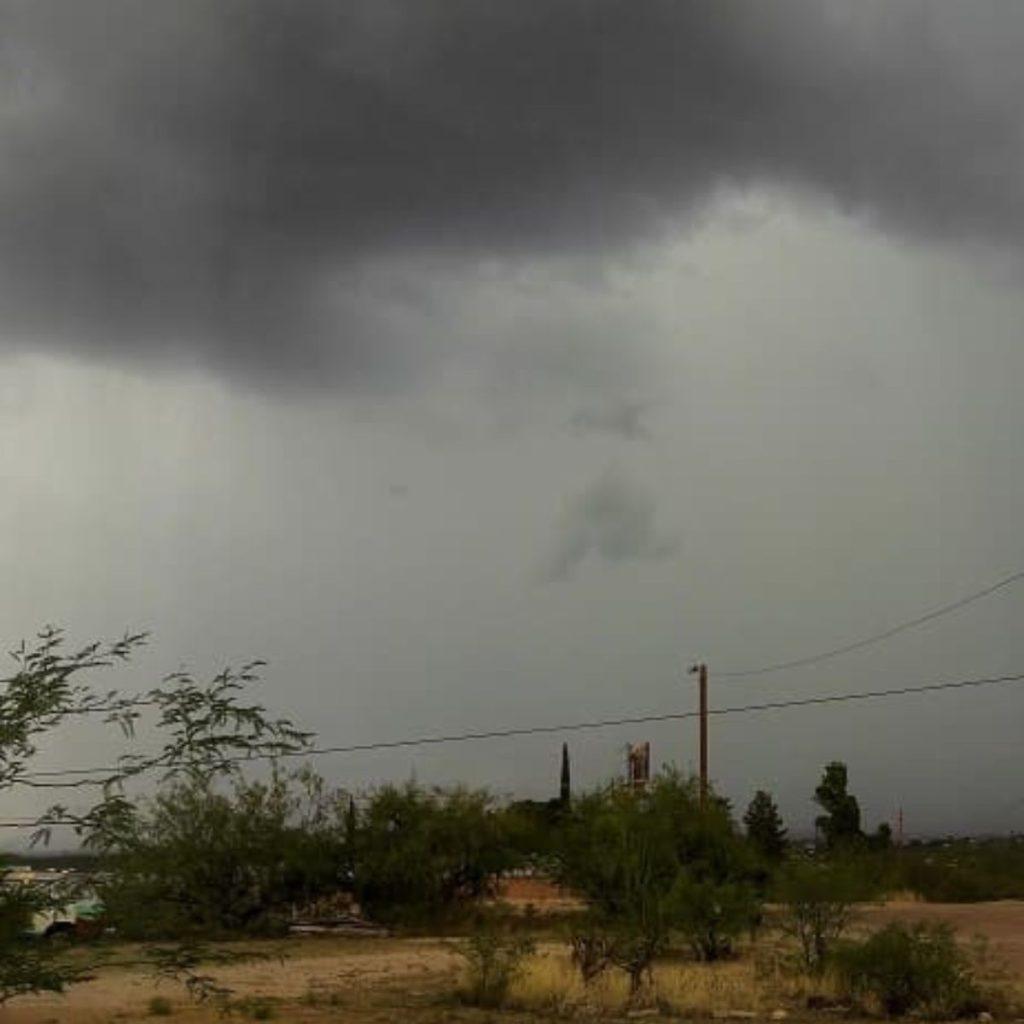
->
4 0 1024 845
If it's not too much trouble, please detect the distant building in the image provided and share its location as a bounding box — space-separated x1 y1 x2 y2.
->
627 742 650 790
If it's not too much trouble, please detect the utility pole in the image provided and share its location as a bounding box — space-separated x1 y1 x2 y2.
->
689 662 709 810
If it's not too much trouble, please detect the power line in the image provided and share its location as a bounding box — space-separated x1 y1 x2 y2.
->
716 566 1024 678
0 820 78 828
15 670 1024 790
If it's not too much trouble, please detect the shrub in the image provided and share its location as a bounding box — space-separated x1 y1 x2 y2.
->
228 997 277 1020
671 876 760 962
778 859 864 974
147 995 174 1016
457 929 536 1007
834 922 982 1017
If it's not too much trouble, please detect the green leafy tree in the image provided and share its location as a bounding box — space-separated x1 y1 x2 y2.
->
557 779 681 989
743 789 788 861
814 762 863 850
0 873 91 1003
502 798 564 865
557 771 761 983
0 627 309 1005
96 768 347 939
352 783 512 925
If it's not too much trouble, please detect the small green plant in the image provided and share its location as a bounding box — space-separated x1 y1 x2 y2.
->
227 997 277 1020
146 995 174 1016
457 928 535 1007
835 921 983 1017
300 985 343 1007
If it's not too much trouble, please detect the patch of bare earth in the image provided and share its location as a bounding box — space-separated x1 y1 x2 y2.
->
2 938 463 1024
861 899 1024 972
5 902 1024 1022
495 876 583 913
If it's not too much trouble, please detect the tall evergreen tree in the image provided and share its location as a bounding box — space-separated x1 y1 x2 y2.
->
559 742 571 806
743 789 788 860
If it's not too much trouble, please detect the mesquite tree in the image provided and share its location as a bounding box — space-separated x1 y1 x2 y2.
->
0 627 310 1005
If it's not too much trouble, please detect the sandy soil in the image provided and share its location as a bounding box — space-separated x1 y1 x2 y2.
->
3 938 462 1024
4 901 1023 1022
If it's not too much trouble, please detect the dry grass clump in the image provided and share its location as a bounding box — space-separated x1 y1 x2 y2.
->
655 960 767 1017
505 945 837 1017
507 949 630 1014
752 944 844 1004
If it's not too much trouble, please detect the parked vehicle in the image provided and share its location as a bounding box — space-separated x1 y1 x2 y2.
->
5 869 105 940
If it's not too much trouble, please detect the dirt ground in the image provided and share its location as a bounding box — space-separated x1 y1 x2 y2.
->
497 876 583 913
5 901 1024 1023
3 937 465 1024
862 899 1024 972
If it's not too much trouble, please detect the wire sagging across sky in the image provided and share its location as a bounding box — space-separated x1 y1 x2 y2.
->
13 670 1024 793
715 565 1024 679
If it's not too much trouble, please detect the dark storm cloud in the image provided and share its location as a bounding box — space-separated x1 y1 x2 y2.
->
545 470 676 581
2 1 1023 386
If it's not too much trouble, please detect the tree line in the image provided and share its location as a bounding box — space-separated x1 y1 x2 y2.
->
1 628 1018 1013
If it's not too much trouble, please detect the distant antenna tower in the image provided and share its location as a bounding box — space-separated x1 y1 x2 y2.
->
559 742 571 806
896 807 904 847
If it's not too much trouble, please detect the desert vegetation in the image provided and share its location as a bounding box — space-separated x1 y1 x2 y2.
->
4 628 1024 1021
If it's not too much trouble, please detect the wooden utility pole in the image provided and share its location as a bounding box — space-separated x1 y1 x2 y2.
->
689 662 709 810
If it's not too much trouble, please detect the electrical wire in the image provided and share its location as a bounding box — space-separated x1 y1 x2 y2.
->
11 669 1024 794
715 566 1024 678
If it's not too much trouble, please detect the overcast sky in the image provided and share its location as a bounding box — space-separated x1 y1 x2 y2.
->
4 1 1024 845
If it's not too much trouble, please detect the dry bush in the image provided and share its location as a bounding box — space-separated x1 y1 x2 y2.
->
456 929 536 1007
